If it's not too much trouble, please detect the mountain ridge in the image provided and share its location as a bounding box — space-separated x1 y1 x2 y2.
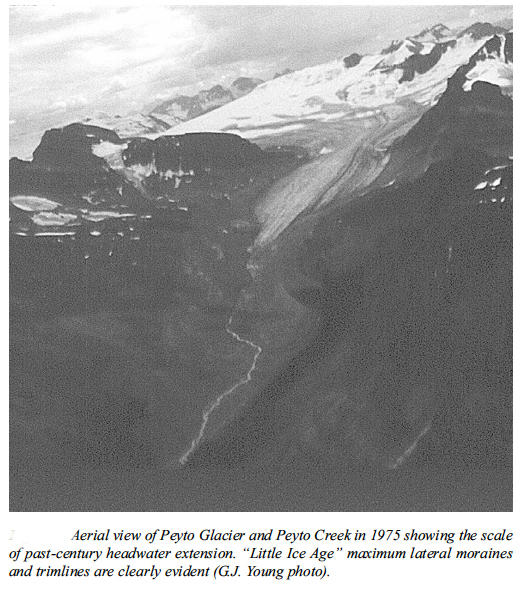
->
79 77 265 140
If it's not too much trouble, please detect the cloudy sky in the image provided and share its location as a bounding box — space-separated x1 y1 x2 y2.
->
9 4 513 158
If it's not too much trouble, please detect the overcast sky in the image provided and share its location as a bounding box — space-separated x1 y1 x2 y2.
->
9 4 513 157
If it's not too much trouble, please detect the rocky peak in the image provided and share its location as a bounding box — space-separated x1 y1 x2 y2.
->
198 85 233 104
460 22 508 40
474 30 513 64
32 123 122 168
10 123 128 208
398 44 512 163
398 40 457 82
377 37 456 82
230 77 264 99
443 32 513 100
430 23 449 33
448 32 513 89
151 82 255 124
381 40 403 55
413 23 451 42
343 53 362 68
273 68 294 79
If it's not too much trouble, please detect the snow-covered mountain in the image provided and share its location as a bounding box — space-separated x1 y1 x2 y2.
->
412 22 453 43
71 23 511 152
150 78 264 124
152 23 511 154
76 77 265 140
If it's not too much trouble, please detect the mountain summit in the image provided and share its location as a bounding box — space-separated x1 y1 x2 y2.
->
413 22 451 42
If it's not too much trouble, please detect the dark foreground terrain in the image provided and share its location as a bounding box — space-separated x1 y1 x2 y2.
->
10 168 512 510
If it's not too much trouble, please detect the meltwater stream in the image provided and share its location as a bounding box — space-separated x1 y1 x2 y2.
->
179 315 263 465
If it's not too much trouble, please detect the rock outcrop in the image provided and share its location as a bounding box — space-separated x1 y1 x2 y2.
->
343 53 362 68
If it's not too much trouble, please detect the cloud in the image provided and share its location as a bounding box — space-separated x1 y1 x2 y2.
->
51 93 90 111
10 7 203 110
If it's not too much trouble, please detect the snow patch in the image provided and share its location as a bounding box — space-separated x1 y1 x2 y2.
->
319 146 334 155
10 196 61 211
81 211 136 222
34 231 76 237
32 212 77 226
463 60 513 94
92 141 127 170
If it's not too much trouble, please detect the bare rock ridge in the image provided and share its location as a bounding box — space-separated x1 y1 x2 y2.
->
397 40 457 82
273 68 294 78
121 132 267 173
461 21 508 40
414 23 450 41
381 40 404 55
